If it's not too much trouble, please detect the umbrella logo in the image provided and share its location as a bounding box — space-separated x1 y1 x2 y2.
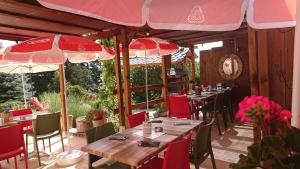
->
187 6 205 24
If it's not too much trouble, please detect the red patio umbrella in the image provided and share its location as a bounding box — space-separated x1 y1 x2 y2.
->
3 35 115 64
38 0 295 30
128 37 179 113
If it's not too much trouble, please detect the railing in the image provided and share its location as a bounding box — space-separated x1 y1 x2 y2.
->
113 80 192 112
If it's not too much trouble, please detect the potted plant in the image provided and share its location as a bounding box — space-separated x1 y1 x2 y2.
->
0 105 11 122
153 102 168 118
87 107 107 128
230 96 300 169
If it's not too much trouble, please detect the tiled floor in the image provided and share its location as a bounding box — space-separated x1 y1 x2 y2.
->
0 119 253 169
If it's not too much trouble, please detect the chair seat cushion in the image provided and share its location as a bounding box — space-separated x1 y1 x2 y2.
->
0 148 23 160
139 156 163 169
93 159 130 169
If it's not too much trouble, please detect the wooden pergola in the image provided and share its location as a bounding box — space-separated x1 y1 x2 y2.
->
0 0 256 130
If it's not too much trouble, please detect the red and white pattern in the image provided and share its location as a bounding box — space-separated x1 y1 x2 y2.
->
4 35 115 64
37 0 295 30
129 37 179 56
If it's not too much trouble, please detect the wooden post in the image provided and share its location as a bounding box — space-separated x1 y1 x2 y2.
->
189 46 196 90
292 0 300 128
161 55 169 104
113 36 125 126
257 30 269 97
59 64 68 131
119 29 132 127
248 27 259 95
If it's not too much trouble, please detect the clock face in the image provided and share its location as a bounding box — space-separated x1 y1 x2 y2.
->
218 54 243 81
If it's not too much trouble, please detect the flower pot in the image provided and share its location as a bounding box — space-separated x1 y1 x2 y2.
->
60 115 74 130
76 116 91 133
0 113 10 122
92 118 106 128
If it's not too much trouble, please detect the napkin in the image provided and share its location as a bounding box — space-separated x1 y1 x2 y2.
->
150 120 163 123
109 134 128 140
138 140 160 147
174 122 192 126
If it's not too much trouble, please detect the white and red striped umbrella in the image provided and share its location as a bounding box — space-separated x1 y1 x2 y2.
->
129 37 179 56
38 0 295 30
127 37 179 113
0 49 8 65
3 35 115 64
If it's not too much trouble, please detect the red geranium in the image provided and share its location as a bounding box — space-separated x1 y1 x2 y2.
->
236 96 292 136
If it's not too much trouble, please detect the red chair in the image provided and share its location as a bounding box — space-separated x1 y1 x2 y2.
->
11 109 45 153
0 125 28 169
128 111 146 128
11 109 33 133
168 96 192 119
139 135 191 169
179 89 188 95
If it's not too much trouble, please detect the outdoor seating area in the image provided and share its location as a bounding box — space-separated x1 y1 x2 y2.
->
0 0 300 169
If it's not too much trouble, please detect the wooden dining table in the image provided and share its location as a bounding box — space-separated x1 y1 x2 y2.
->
81 117 202 168
0 111 50 126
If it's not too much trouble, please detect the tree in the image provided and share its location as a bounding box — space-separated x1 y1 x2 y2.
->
0 73 25 103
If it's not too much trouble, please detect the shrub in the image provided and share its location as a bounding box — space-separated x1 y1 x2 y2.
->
40 92 92 127
67 85 87 97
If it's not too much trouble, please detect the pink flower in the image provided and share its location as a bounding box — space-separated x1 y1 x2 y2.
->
279 110 292 121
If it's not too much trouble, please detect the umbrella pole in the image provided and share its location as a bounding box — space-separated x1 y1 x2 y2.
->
145 51 149 114
21 72 28 109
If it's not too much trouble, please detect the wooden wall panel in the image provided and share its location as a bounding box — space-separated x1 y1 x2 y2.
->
248 28 294 110
267 28 294 109
200 36 251 102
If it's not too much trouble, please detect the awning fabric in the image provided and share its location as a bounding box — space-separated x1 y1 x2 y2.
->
38 0 296 30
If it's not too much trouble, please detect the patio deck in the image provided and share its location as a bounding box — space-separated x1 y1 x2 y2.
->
0 118 253 169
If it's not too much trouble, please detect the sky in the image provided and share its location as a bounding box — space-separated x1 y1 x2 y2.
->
0 40 17 49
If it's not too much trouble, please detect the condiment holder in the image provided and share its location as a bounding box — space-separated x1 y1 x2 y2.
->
143 121 152 134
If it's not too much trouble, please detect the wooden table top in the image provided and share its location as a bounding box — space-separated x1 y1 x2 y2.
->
133 117 201 137
81 117 202 167
0 112 51 128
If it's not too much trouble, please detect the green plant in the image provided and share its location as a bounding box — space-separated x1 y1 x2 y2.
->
40 92 92 127
230 96 299 169
154 102 167 114
67 84 87 97
230 127 300 169
131 66 162 103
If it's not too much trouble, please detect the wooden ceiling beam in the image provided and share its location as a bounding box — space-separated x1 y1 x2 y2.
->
0 12 90 35
0 23 74 35
0 9 97 32
0 26 53 37
180 29 248 44
0 32 33 41
168 32 217 41
0 0 118 30
86 29 121 41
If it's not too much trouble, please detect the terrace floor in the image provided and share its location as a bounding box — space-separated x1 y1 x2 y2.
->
0 119 253 169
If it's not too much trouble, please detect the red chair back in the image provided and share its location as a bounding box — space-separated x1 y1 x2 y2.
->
128 111 146 128
162 136 191 169
0 124 25 156
179 89 188 95
168 96 192 119
11 109 33 132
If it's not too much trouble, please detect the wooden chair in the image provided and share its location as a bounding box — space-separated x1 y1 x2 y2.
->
190 120 217 169
223 89 234 123
11 109 46 155
32 112 64 166
85 122 130 169
168 96 192 119
127 111 146 128
0 124 28 169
